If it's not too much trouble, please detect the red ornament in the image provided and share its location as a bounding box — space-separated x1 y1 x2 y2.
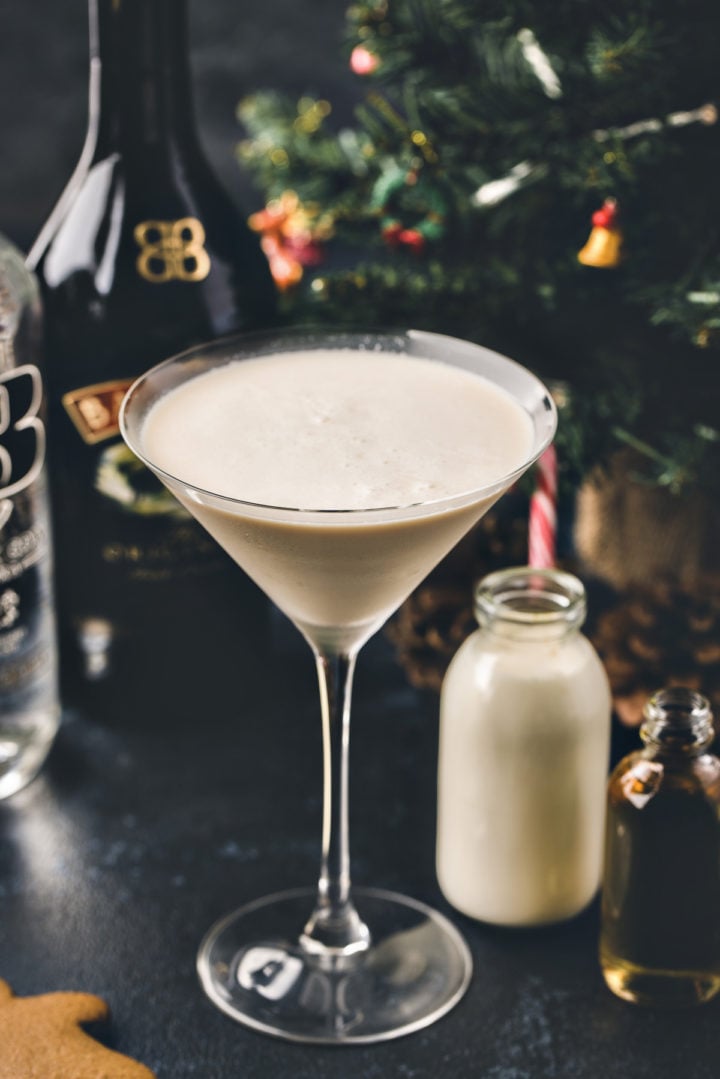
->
381 221 404 244
397 228 426 252
381 222 426 253
350 45 380 76
592 199 619 230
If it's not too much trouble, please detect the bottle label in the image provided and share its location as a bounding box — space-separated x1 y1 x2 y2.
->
62 379 133 445
0 365 46 500
134 217 211 283
62 379 188 520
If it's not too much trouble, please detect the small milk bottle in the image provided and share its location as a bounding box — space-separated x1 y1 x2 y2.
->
436 567 612 926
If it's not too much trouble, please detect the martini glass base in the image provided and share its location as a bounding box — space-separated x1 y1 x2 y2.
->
197 886 472 1045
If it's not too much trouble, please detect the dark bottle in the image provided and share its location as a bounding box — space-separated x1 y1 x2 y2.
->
28 0 276 715
600 687 720 1007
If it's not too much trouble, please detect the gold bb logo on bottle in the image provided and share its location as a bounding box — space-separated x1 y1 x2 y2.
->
134 218 211 283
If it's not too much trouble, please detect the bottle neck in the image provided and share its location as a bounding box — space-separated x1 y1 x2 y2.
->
474 567 586 643
641 688 715 756
89 0 198 157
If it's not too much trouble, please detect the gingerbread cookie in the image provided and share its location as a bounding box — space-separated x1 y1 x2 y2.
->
0 979 156 1079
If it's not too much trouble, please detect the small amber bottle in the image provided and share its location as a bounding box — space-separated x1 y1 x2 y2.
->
600 687 720 1006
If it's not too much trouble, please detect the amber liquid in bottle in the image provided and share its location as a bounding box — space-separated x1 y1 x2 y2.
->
28 0 276 715
600 688 720 1006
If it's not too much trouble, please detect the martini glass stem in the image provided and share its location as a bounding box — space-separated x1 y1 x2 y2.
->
300 648 371 956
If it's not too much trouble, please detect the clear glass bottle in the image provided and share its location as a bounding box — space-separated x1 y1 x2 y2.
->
600 687 720 1006
437 566 612 926
0 234 60 798
27 0 276 715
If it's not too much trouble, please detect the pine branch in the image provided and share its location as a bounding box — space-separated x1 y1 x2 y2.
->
233 0 720 493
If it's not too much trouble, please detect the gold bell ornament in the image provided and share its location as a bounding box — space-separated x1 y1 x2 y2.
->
578 198 623 268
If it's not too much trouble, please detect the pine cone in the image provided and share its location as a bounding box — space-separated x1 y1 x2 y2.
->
385 501 529 691
590 574 720 726
385 584 475 692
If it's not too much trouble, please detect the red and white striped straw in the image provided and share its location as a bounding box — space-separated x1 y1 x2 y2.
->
528 444 558 568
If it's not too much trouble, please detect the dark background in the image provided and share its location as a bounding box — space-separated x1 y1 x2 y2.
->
0 0 361 252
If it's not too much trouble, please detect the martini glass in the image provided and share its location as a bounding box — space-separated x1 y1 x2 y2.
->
120 327 556 1044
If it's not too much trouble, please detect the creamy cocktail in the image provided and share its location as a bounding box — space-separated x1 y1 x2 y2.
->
141 349 534 650
120 328 556 1045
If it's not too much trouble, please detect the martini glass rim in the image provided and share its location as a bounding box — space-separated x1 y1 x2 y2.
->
119 325 557 521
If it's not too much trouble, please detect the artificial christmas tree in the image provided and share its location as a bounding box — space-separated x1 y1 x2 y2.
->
238 0 720 500
237 0 720 718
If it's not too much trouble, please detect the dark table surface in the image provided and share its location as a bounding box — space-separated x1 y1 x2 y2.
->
0 599 718 1079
